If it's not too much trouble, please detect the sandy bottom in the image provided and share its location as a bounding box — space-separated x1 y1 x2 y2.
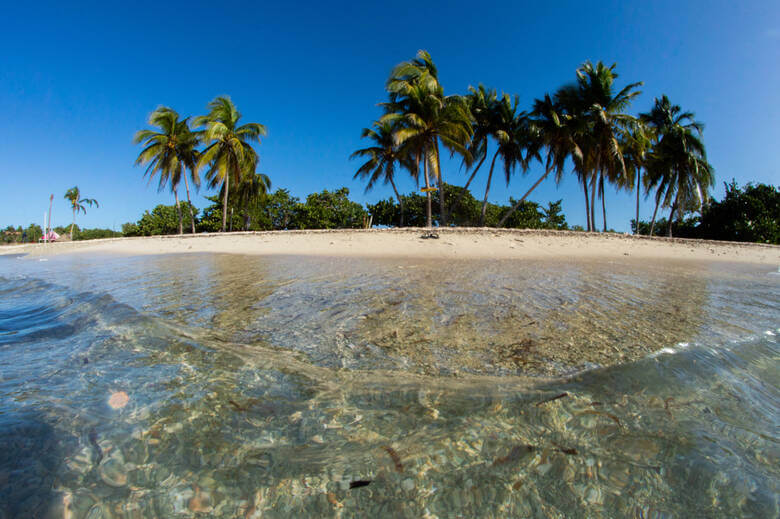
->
2 228 778 265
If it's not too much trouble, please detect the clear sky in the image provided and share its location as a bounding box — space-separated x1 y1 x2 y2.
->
1 1 778 232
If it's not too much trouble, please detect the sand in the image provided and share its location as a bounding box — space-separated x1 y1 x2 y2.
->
1 228 778 265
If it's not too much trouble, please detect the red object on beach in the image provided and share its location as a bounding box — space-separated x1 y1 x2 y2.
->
40 231 60 242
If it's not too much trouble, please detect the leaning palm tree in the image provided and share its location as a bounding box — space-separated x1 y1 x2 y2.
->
351 120 415 227
498 93 579 227
64 187 98 238
478 93 528 226
382 50 472 228
194 96 266 232
644 119 714 237
453 85 497 207
134 107 200 234
640 95 708 236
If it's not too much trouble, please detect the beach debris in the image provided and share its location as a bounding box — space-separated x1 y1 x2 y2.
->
108 391 129 409
535 392 569 407
420 232 439 239
349 480 372 489
493 444 535 466
382 445 404 472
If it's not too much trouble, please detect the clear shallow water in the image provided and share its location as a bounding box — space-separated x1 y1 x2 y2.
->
0 252 777 518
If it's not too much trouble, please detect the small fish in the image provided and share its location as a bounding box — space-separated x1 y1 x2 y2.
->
535 392 568 407
349 480 372 489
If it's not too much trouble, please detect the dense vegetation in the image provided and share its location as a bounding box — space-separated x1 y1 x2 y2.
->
633 181 779 244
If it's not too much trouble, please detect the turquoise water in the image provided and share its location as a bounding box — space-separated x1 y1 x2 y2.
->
0 252 777 518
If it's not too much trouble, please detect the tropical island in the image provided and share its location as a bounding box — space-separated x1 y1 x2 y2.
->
2 52 777 256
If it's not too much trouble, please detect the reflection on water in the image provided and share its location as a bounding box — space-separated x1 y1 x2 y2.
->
0 253 777 517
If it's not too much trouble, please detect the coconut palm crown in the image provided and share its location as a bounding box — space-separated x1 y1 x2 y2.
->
64 187 98 238
194 96 266 232
133 107 200 233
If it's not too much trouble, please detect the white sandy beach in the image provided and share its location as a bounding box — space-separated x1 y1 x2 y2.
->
2 228 778 265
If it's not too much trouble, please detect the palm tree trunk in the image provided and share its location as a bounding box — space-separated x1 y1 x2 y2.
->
582 177 590 231
480 151 500 226
390 178 404 227
497 165 553 228
435 140 447 227
174 189 183 235
649 194 661 236
221 172 230 232
451 153 487 211
600 174 607 232
423 148 432 228
70 208 76 239
183 171 196 234
590 176 597 232
635 170 641 234
667 193 679 238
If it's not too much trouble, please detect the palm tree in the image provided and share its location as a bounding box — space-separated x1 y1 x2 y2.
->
382 50 472 228
63 187 98 238
497 93 576 227
641 97 714 237
620 120 652 234
556 62 642 231
220 172 271 230
640 95 711 236
451 85 496 212
351 120 414 227
194 96 266 232
478 93 528 226
134 107 200 234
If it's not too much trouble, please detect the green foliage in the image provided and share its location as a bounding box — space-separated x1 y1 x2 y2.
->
197 197 241 233
295 188 367 230
633 182 778 244
262 189 301 230
136 202 199 236
368 184 567 230
122 222 140 237
698 181 779 244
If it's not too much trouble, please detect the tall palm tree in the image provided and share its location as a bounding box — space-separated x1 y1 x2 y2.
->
194 96 266 232
382 50 472 228
641 97 714 237
63 187 98 238
351 120 414 227
134 107 200 234
478 93 528 226
620 120 652 234
497 93 576 227
557 62 642 231
640 95 710 236
452 85 496 210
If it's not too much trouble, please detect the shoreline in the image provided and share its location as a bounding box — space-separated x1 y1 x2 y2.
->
1 228 778 265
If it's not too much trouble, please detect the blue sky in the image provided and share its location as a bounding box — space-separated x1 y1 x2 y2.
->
1 1 778 232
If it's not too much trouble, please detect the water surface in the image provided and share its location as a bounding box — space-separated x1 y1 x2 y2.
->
0 252 777 517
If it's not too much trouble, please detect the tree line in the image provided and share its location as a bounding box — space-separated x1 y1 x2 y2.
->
352 51 715 237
